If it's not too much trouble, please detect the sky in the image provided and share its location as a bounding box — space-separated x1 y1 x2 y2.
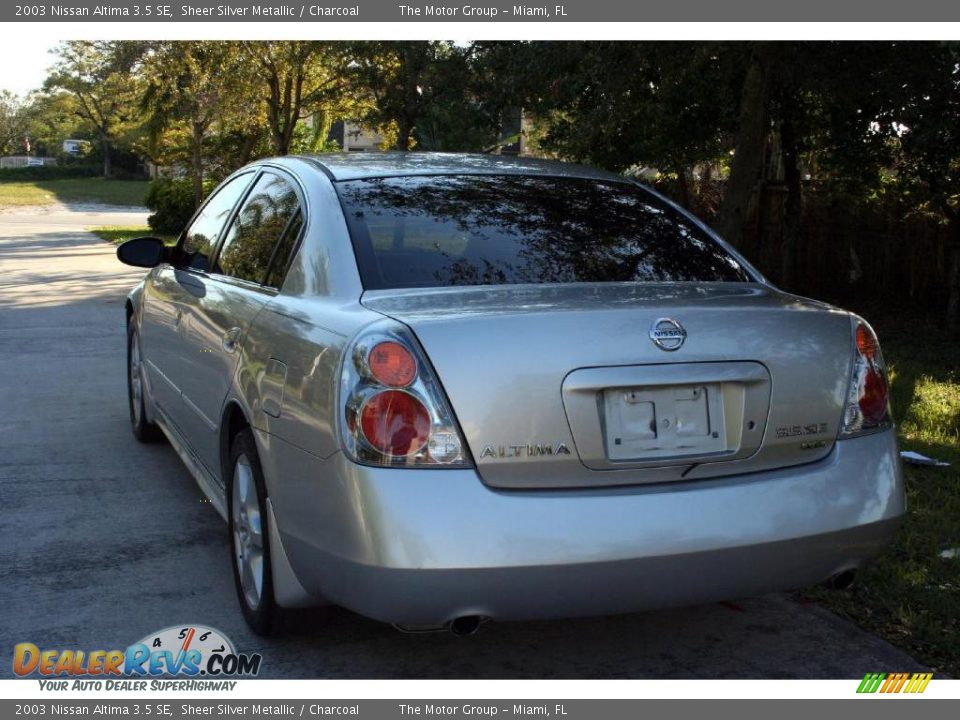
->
0 39 60 97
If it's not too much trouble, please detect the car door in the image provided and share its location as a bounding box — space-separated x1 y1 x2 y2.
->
176 169 306 476
140 171 255 436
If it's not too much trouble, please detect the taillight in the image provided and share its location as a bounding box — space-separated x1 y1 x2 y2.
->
340 322 472 467
368 341 417 387
840 319 892 438
856 324 879 360
360 390 430 456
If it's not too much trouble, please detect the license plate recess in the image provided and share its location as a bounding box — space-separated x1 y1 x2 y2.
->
562 362 771 471
604 384 726 461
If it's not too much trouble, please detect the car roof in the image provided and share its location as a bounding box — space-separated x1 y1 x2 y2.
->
289 152 628 183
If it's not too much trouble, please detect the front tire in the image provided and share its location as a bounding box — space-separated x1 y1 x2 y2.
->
127 324 162 443
228 429 283 635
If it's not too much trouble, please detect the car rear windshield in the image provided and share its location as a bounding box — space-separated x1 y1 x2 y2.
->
338 174 752 289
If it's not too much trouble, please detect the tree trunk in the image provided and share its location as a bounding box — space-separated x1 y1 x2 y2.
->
272 105 298 156
715 43 776 249
264 71 290 155
948 228 960 332
280 120 294 155
396 115 412 151
191 122 205 208
100 134 112 178
779 116 802 290
270 126 283 155
310 110 332 151
675 164 691 210
269 70 304 156
238 129 261 167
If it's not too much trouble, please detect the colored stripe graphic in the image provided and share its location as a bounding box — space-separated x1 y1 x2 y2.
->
857 672 932 694
910 673 933 693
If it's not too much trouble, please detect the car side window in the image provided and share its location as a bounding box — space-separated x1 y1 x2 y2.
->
264 209 304 289
214 172 303 286
179 173 253 272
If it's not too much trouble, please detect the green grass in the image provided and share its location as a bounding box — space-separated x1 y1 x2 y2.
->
804 310 959 676
88 226 177 246
0 178 148 208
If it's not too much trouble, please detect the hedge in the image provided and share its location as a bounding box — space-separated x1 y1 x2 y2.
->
0 164 103 181
146 178 209 235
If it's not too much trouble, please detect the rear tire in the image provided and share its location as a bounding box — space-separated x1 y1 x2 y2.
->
127 324 162 443
228 429 283 635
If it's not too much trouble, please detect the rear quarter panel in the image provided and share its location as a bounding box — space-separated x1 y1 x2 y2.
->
234 157 372 463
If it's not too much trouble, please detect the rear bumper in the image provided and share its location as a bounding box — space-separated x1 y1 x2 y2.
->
260 428 904 624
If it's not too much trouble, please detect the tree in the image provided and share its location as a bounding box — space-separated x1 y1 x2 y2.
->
141 42 258 205
751 40 960 324
413 43 501 152
350 41 473 151
891 42 960 327
241 41 352 155
477 42 741 204
44 41 141 176
0 91 26 155
18 91 85 159
494 41 951 294
713 43 777 249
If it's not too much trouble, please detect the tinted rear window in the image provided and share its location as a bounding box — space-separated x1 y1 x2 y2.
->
338 175 751 289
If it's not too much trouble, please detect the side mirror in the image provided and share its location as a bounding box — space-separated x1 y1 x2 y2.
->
116 236 167 268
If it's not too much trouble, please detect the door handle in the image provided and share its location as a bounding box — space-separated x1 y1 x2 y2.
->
222 327 242 354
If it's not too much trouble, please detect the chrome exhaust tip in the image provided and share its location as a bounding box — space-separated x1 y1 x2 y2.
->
824 569 857 591
392 623 447 634
448 615 483 637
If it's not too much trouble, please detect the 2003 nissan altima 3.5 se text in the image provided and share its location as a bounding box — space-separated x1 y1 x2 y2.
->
117 153 903 636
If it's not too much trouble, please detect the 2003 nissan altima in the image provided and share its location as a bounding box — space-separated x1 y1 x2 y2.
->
118 153 903 635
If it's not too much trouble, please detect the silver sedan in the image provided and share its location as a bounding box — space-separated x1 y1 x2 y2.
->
118 153 904 636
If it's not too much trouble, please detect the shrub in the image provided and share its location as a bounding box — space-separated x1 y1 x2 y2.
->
145 178 202 235
0 164 101 181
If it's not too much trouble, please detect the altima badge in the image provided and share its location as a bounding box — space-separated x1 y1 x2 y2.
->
650 318 686 351
480 444 572 459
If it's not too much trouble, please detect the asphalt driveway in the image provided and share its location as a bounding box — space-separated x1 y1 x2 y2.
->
0 203 928 679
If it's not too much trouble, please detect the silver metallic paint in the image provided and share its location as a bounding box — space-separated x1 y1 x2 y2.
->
362 283 853 489
125 153 905 622
258 428 903 623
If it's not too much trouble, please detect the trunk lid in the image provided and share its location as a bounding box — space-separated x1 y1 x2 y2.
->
362 282 853 489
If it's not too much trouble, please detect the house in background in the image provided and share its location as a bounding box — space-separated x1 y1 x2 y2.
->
327 121 386 152
62 139 91 156
326 108 534 155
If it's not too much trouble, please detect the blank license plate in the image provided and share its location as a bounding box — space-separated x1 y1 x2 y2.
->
603 384 727 462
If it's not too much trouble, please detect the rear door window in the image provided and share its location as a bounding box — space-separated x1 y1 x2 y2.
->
213 172 303 286
263 209 304 289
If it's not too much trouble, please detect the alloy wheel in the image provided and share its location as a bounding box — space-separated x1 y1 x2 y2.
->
129 333 143 425
232 455 264 610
